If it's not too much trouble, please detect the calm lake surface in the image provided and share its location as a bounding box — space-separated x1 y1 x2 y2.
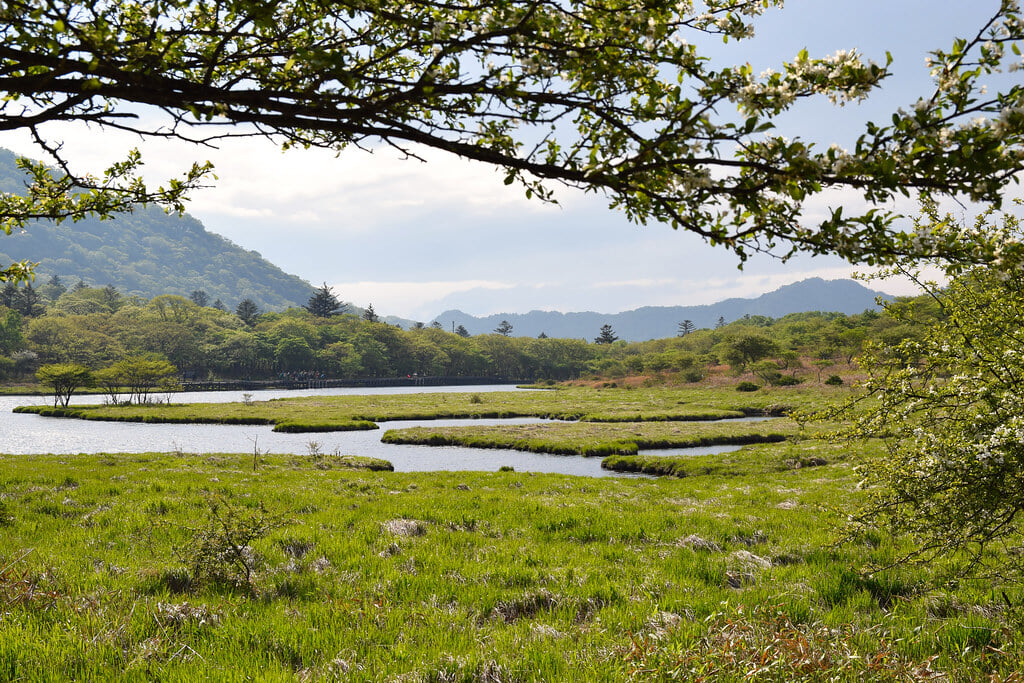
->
1 385 751 477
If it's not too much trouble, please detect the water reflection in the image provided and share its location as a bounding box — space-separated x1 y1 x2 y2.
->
0 386 757 477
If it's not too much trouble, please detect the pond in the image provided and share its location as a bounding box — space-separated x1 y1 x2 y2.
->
0 385 753 478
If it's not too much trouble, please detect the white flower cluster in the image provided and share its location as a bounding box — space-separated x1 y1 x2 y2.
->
727 49 878 115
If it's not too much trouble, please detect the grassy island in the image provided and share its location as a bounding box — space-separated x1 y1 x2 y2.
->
13 386 826 432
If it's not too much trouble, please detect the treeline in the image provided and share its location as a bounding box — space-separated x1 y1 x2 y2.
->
0 280 936 385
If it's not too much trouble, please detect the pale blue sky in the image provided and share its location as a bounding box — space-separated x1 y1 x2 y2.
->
2 1 1013 319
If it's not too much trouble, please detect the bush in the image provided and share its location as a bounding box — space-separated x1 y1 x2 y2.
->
772 374 803 386
678 368 704 383
0 355 14 379
824 375 844 386
736 381 760 392
174 498 286 592
814 207 1024 580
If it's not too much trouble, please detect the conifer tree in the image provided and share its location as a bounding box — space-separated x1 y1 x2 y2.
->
594 324 618 344
304 283 344 318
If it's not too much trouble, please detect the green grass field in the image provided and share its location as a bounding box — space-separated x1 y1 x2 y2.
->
2 386 1022 680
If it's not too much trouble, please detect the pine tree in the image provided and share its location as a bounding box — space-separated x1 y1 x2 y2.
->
594 324 618 344
677 320 695 336
495 320 513 336
16 283 44 317
304 282 344 318
362 303 379 322
236 298 260 326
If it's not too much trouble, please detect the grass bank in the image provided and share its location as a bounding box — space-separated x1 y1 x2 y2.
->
13 386 835 432
1 443 1022 680
381 417 804 457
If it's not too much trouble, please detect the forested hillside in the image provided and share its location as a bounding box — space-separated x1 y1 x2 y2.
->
0 149 314 311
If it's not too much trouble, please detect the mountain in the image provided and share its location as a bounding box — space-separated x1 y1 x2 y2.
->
432 278 891 341
0 149 314 310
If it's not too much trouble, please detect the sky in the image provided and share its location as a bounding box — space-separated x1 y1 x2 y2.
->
0 1 1014 320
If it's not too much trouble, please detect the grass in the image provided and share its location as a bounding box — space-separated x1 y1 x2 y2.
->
602 436 838 477
381 417 807 456
12 385 837 433
3 384 1022 679
1 441 1022 680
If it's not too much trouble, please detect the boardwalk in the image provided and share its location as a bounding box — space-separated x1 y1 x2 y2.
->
180 376 514 392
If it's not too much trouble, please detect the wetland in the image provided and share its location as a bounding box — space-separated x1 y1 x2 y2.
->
2 384 1022 680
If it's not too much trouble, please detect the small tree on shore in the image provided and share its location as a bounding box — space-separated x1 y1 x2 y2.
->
37 363 93 408
96 357 179 404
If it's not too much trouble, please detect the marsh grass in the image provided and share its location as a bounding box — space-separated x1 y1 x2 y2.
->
3 386 1020 679
381 417 807 456
1 438 1022 680
12 386 828 432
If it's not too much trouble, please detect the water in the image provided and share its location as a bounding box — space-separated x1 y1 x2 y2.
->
0 385 755 477
638 445 744 456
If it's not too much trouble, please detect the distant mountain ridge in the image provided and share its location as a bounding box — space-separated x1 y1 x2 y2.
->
0 148 314 310
432 278 890 341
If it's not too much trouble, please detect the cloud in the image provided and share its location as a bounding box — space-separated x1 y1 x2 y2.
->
332 280 516 319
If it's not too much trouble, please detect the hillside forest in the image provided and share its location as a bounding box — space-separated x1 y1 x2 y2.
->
0 149 315 312
0 278 930 388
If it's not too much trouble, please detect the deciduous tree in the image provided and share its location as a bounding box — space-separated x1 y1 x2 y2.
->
1 0 1023 287
36 362 93 407
719 332 777 371
0 307 23 354
102 356 179 404
190 290 210 307
815 205 1024 579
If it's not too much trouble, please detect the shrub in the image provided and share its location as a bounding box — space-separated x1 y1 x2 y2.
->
174 498 286 592
678 368 704 383
736 381 760 392
772 375 803 386
824 375 844 386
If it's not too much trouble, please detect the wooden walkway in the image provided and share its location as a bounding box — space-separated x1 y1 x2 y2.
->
179 376 514 392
